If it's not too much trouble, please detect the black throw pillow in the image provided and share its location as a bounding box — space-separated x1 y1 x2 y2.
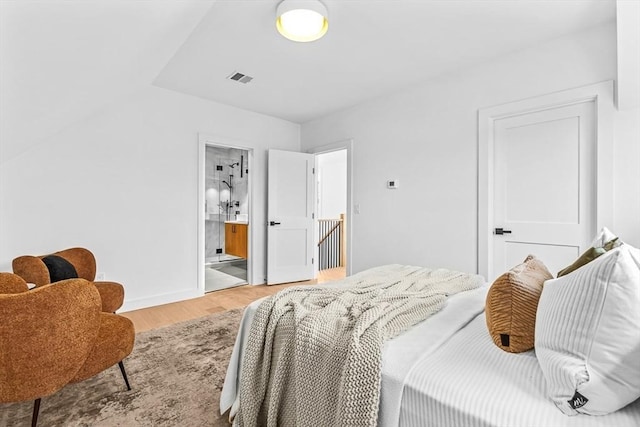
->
42 255 78 283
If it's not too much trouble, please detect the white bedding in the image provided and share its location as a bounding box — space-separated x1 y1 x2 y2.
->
220 280 489 425
399 313 640 427
220 274 640 427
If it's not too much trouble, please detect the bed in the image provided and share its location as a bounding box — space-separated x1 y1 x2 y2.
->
220 242 640 427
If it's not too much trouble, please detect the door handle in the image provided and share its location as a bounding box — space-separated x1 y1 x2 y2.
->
494 228 512 235
269 221 281 226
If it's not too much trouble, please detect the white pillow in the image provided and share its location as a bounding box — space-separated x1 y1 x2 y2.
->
535 244 640 415
590 226 622 249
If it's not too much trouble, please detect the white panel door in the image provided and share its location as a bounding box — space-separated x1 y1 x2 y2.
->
267 149 315 285
492 101 596 279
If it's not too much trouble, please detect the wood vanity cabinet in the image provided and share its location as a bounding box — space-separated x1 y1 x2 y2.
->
225 223 248 258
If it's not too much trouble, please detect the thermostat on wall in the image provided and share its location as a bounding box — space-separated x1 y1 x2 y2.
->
387 180 399 189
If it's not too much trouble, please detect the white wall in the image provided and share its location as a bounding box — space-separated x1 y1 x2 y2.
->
0 86 300 311
301 23 640 276
616 0 640 110
614 106 640 241
317 150 347 219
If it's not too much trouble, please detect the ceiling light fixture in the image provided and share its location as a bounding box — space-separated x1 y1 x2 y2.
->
276 0 329 43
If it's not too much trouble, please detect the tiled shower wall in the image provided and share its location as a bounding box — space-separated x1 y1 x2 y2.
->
205 146 249 260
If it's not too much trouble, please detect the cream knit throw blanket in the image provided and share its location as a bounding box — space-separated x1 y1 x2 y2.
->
235 265 483 427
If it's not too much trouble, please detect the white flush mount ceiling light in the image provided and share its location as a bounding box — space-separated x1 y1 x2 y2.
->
276 0 329 42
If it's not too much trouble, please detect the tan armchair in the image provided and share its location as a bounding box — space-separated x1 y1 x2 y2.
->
0 273 134 426
12 247 124 313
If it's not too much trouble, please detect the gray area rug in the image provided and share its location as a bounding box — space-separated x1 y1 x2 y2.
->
0 308 244 426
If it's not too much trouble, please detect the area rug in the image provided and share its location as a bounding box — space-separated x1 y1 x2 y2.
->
0 308 244 426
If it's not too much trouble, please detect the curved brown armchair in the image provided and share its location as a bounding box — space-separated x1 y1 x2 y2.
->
0 273 135 426
12 247 124 313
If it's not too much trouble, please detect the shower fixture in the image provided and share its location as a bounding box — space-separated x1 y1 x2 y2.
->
222 180 232 189
228 162 240 169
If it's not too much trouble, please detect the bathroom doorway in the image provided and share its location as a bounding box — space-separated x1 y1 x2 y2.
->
202 143 251 292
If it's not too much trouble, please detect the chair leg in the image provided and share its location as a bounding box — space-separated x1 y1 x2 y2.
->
118 360 131 391
32 398 41 427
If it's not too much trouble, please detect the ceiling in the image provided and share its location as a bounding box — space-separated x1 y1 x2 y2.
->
1 0 616 162
0 0 215 162
154 0 616 123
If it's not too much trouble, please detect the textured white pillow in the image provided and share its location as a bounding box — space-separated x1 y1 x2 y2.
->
535 244 640 415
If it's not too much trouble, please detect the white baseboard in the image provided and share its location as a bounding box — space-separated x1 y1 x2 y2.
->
119 288 203 313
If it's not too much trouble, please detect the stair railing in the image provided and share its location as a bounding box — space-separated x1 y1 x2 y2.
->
318 213 345 271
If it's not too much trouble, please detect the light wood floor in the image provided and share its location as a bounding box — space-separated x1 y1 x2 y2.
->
121 267 346 333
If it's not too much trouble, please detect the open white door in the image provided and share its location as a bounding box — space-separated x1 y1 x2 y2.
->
267 149 315 284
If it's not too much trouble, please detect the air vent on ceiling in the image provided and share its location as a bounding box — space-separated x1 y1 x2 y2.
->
227 71 253 84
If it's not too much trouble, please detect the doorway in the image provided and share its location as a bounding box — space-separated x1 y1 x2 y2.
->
309 139 354 281
265 140 353 285
315 149 348 282
202 143 251 292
